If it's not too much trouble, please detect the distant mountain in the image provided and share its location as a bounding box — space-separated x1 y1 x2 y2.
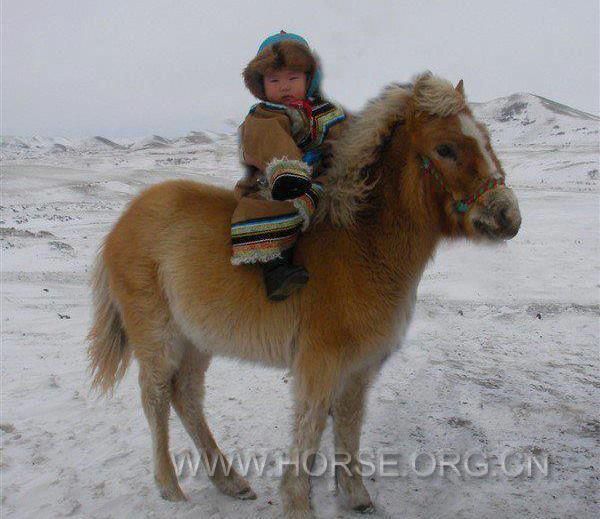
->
1 136 74 155
78 136 127 151
471 93 599 147
130 135 172 151
176 130 215 145
2 93 598 161
1 136 31 150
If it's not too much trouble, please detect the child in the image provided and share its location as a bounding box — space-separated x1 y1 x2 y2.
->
231 31 347 301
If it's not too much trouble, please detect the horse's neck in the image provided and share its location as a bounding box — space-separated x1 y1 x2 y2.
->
348 134 443 294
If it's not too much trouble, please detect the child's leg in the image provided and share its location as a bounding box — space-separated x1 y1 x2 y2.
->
231 187 323 301
231 195 303 266
260 247 309 301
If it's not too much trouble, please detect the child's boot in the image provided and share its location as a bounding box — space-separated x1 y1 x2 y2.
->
261 248 308 301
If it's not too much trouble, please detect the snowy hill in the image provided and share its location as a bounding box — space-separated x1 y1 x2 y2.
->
0 129 236 172
1 135 77 152
80 136 127 151
175 130 218 145
471 93 599 148
130 135 172 151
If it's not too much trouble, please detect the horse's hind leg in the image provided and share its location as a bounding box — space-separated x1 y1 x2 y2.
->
138 351 186 501
170 343 257 500
332 368 375 513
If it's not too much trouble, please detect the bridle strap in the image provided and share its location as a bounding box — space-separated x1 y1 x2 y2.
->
421 156 505 214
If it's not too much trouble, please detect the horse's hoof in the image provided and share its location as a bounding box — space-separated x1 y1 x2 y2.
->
353 502 375 514
213 473 257 500
236 487 257 500
159 485 187 502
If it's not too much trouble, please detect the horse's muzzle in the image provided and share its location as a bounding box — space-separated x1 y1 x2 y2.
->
469 187 521 241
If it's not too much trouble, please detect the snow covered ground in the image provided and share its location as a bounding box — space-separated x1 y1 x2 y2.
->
1 96 599 518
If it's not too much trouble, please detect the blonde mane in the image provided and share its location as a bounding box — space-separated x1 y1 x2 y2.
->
320 72 466 227
413 74 466 117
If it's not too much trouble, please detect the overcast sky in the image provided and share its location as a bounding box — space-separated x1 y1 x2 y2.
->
2 0 599 137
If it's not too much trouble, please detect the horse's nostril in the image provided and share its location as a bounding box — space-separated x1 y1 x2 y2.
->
499 206 521 239
498 207 509 228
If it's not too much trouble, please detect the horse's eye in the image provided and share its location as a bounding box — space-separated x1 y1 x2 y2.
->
436 144 456 160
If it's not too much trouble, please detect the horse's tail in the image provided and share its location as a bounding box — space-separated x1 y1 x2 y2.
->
87 250 131 395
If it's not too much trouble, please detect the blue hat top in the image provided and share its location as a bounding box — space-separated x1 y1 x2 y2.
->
257 31 310 54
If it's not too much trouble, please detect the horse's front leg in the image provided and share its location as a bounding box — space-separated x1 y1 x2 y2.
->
332 367 376 513
280 353 338 519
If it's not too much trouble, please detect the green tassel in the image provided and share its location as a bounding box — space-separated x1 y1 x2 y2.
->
456 201 469 213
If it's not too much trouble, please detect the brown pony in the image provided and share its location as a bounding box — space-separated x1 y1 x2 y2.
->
88 73 521 518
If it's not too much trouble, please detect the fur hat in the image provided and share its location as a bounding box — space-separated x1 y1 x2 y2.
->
243 32 322 101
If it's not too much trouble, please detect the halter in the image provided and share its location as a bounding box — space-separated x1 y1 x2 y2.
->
421 156 505 214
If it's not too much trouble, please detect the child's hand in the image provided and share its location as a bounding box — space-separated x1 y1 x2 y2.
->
266 158 312 201
292 183 324 231
272 177 310 200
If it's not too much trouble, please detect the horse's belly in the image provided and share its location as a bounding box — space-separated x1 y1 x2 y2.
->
166 284 297 368
188 320 294 368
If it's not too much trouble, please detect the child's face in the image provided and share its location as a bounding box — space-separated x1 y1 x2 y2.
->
263 69 308 105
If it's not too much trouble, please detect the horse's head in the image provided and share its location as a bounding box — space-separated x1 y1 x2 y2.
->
324 72 521 242
406 73 521 241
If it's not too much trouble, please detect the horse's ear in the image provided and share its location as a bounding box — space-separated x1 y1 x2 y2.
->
455 79 464 96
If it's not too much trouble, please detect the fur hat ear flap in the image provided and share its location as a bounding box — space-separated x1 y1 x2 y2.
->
242 48 276 100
